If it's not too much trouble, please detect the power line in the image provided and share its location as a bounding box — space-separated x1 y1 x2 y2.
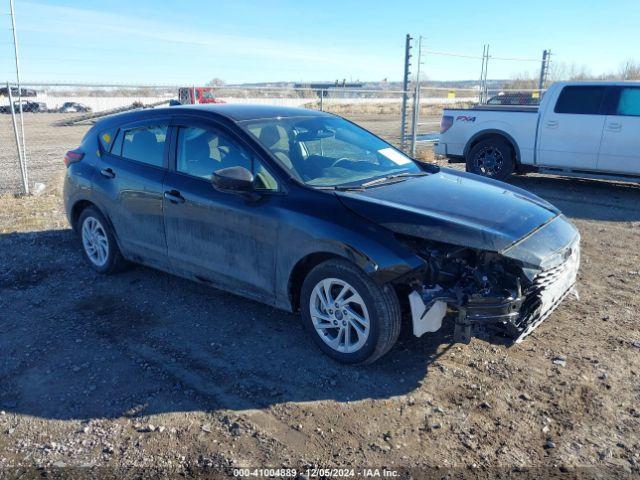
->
490 55 541 62
424 49 541 62
425 50 483 60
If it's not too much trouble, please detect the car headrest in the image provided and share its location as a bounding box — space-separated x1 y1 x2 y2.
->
126 130 162 159
185 132 212 159
259 125 284 149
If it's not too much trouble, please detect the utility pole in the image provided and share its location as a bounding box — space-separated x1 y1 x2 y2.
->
7 82 26 192
482 45 490 103
9 0 29 194
410 36 423 157
538 49 551 91
479 45 487 103
400 34 413 152
478 45 490 103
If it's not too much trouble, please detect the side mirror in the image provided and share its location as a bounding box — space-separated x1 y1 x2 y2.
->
212 166 255 195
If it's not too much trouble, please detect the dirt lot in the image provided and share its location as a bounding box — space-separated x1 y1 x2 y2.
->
0 113 639 479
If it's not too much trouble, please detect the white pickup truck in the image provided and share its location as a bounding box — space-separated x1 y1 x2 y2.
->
434 81 640 182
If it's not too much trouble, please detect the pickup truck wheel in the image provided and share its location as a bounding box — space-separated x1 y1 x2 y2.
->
300 259 401 365
466 138 515 181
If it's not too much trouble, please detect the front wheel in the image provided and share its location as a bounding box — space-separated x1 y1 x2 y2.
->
300 259 401 364
466 138 515 181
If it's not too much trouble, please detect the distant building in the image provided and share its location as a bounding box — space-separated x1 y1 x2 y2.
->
294 81 364 89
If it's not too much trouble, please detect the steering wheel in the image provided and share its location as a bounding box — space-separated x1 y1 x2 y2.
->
330 157 353 168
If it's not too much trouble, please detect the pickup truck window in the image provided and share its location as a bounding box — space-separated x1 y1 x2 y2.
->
617 88 640 116
554 86 606 115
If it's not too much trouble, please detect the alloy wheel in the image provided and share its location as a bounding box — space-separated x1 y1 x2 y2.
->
309 278 370 354
81 216 109 267
474 146 505 177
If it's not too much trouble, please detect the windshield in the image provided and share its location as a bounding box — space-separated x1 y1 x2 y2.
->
200 89 216 100
241 116 421 188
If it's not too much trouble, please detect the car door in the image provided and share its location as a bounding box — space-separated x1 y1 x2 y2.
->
597 86 640 175
92 119 170 269
537 85 608 170
162 117 282 302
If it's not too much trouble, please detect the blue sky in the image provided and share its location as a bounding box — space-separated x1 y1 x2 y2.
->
0 0 638 85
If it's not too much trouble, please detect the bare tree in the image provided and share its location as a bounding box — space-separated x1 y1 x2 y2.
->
206 78 226 87
619 60 640 80
504 58 639 89
547 62 592 82
503 72 537 90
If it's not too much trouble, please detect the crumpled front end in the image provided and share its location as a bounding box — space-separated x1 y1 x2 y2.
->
508 242 580 342
401 217 580 344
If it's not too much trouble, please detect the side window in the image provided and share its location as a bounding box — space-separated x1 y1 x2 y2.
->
176 127 278 190
254 162 279 191
246 123 293 169
111 129 124 155
617 88 640 116
98 129 117 152
119 125 168 167
554 86 606 115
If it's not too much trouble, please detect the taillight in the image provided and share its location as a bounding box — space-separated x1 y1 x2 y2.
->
64 149 84 167
440 115 454 134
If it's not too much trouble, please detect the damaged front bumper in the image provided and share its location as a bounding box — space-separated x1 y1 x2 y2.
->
409 237 581 344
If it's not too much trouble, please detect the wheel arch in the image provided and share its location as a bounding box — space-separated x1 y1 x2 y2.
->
70 199 122 251
70 199 97 232
464 129 520 165
287 252 343 312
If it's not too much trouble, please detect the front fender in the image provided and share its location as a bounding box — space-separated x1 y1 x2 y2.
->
273 191 426 310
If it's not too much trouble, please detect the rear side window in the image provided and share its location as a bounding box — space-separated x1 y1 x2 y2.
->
98 129 116 152
617 88 640 116
554 86 606 115
119 125 168 167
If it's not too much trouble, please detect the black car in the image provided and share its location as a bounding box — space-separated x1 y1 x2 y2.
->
486 92 541 106
0 86 36 97
0 100 48 113
63 105 580 364
59 102 92 113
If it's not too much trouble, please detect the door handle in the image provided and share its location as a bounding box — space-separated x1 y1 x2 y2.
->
606 122 622 131
100 168 115 179
545 120 558 128
164 190 185 204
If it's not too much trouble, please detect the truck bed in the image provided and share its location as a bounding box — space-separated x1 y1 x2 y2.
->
438 105 541 165
445 105 539 113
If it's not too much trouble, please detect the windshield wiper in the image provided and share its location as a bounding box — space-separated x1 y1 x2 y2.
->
312 172 427 191
360 172 428 188
313 185 364 191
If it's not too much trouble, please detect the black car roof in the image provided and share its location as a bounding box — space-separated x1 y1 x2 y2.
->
171 104 333 121
95 103 332 129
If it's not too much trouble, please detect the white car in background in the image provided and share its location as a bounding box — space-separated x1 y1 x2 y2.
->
435 81 640 182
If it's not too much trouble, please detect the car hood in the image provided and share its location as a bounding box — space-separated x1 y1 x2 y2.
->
336 168 561 254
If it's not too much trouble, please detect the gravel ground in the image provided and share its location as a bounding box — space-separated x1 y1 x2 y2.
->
0 114 639 479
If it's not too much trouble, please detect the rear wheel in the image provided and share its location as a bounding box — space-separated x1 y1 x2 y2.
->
78 207 127 274
466 138 515 181
300 259 401 364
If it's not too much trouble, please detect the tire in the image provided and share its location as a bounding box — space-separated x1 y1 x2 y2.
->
466 138 515 181
300 259 401 364
77 206 127 274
